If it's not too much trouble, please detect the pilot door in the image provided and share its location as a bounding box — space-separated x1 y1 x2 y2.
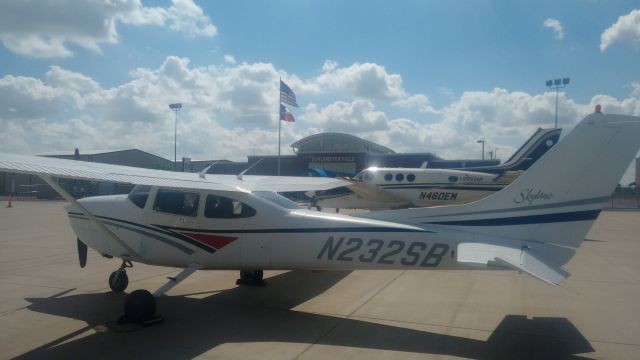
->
144 188 201 259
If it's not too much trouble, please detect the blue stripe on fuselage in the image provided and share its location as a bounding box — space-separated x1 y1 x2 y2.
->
423 209 601 226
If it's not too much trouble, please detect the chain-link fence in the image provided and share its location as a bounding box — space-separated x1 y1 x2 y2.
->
606 187 640 209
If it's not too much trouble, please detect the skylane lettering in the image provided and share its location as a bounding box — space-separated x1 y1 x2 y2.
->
419 191 458 201
317 236 450 267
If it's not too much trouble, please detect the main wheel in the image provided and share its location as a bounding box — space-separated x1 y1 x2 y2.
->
240 270 252 281
240 269 263 283
253 270 264 282
124 289 156 323
109 270 129 292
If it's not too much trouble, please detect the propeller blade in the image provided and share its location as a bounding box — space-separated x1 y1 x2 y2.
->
77 238 87 268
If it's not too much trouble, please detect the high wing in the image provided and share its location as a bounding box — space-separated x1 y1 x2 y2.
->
0 153 348 192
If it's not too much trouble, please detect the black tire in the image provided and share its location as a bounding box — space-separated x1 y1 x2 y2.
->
124 289 156 323
240 269 264 282
109 270 129 292
240 270 254 281
253 270 264 281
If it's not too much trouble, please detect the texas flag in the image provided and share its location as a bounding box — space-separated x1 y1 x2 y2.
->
279 104 295 122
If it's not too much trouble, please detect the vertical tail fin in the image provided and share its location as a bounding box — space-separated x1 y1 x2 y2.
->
362 113 640 255
460 127 562 173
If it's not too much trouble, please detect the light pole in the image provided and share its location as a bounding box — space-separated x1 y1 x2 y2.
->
546 78 570 128
169 103 182 170
477 139 485 160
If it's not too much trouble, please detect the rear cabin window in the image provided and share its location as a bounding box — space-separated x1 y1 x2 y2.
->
205 195 256 219
153 189 200 217
128 185 151 209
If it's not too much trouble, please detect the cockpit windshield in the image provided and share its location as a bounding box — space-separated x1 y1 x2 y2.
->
354 170 375 182
253 191 302 209
128 185 151 209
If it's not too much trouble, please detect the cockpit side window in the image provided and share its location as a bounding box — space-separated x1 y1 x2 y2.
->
204 195 256 219
128 185 151 209
153 189 200 217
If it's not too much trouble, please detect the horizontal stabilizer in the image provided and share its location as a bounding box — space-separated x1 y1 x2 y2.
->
457 243 570 285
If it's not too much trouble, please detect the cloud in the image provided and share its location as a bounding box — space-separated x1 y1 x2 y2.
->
0 0 216 58
312 61 407 100
0 75 74 120
1 57 638 171
600 9 640 51
224 55 237 64
301 100 390 132
392 94 439 114
543 18 565 40
284 60 434 114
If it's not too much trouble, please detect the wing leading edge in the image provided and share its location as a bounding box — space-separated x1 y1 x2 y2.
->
0 153 348 192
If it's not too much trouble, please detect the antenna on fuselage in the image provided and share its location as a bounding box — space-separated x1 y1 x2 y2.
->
199 161 220 179
237 158 264 181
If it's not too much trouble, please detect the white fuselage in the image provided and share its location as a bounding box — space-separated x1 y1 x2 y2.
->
66 188 469 271
315 168 504 209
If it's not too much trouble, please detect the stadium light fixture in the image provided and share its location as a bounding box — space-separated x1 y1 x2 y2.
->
477 139 485 160
169 103 182 170
546 78 570 128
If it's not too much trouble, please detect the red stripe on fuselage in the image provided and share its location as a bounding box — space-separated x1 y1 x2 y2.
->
181 232 238 250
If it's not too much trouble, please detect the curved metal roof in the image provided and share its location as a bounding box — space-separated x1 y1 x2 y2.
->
291 132 395 154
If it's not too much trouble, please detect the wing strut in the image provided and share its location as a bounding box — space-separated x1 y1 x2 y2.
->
40 175 140 259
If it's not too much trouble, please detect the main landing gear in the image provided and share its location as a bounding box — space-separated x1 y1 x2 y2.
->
109 264 265 326
237 269 264 286
108 259 132 292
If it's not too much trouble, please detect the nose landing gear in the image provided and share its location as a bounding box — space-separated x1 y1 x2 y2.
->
108 259 132 292
118 264 201 325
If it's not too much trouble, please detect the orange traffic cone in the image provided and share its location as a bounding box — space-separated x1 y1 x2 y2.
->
6 194 12 208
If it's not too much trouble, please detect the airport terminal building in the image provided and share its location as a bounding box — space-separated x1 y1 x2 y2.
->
206 132 497 177
1 132 497 197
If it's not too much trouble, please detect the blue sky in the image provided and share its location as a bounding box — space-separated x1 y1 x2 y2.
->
0 0 638 182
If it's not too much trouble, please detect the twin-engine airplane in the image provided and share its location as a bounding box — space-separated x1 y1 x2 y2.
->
0 112 638 323
312 127 562 210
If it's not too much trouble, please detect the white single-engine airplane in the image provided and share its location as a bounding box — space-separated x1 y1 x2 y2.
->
0 111 638 323
312 127 562 210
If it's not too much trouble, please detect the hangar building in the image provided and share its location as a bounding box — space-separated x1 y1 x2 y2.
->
1 133 497 197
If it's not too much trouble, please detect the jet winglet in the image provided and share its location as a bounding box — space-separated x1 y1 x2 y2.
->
457 243 570 285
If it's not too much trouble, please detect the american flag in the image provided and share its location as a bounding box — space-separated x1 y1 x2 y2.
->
280 80 299 107
280 104 295 122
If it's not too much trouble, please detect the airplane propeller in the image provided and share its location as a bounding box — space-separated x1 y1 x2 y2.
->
77 238 87 268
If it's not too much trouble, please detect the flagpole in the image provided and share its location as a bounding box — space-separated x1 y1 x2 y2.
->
277 77 281 176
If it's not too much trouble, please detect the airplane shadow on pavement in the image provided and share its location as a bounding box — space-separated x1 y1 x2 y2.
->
18 270 593 360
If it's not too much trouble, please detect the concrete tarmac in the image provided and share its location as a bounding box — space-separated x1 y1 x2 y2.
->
1 201 639 359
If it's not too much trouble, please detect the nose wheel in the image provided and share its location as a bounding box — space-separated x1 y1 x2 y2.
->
108 259 132 292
